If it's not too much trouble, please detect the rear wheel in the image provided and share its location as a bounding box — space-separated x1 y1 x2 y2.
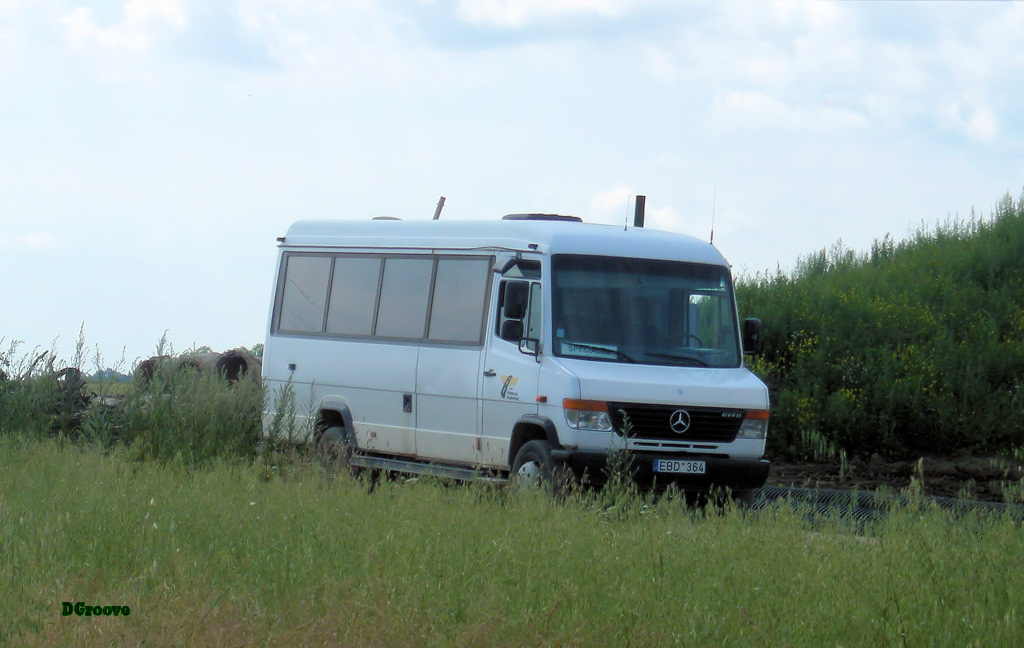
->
316 426 358 477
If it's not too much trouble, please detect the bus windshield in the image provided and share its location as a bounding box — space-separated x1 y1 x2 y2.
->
551 254 741 368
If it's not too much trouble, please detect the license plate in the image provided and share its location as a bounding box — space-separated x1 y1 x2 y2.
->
653 459 707 475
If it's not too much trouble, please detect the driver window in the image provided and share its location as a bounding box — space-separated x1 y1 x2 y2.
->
496 279 542 348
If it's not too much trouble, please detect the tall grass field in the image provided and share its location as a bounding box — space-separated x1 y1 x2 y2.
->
2 437 1022 647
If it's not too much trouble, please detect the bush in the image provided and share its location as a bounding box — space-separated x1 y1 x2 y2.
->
85 367 264 464
739 190 1024 460
0 338 91 438
1 335 266 465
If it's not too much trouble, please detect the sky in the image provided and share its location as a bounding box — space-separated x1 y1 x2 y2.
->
2 0 1022 371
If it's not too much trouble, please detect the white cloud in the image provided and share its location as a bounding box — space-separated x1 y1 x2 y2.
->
62 0 186 55
713 90 868 133
939 97 997 143
455 0 633 28
590 184 632 213
768 0 844 32
645 204 681 235
643 46 675 82
965 109 997 144
717 90 796 129
0 232 66 250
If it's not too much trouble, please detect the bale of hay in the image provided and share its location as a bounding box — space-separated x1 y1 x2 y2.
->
215 348 262 383
135 348 262 387
134 354 202 388
134 355 172 387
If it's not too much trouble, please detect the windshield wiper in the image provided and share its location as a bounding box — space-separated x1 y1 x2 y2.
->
562 342 637 363
642 352 709 367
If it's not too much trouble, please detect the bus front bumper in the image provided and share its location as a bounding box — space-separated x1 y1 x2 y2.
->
551 449 770 491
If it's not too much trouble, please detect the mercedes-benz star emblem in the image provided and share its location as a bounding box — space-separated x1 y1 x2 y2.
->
669 409 691 434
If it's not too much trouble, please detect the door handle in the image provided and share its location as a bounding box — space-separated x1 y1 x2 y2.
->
483 369 496 377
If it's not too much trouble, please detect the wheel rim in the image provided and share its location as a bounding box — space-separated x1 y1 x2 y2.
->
515 460 543 488
317 430 352 469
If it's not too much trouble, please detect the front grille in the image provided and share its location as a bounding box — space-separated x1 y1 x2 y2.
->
607 403 743 443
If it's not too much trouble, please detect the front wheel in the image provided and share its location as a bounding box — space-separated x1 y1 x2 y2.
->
511 440 569 495
704 487 756 510
731 489 756 509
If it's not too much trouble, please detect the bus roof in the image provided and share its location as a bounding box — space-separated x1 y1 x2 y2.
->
281 218 731 267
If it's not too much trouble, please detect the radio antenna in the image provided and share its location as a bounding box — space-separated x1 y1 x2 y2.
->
710 188 717 244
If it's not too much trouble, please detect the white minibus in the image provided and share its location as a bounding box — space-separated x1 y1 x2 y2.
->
262 213 770 495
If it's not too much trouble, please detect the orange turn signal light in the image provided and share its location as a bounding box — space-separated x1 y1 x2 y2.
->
562 399 609 411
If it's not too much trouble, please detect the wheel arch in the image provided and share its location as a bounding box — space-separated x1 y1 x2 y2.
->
508 414 561 467
314 396 356 445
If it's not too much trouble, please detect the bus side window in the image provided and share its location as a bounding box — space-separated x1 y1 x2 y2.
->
277 254 332 334
427 258 491 344
375 257 434 338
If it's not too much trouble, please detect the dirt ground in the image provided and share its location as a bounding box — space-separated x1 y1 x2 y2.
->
766 455 1024 503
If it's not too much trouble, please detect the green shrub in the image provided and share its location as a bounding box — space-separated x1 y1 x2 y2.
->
1 334 265 465
108 366 264 464
739 189 1024 460
0 337 90 438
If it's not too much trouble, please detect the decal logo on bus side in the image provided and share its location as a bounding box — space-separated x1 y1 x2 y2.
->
500 375 520 401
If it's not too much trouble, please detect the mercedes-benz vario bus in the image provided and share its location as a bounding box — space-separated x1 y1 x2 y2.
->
262 214 770 496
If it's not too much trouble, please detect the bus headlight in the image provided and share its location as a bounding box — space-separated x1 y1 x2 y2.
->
562 399 613 431
736 409 770 439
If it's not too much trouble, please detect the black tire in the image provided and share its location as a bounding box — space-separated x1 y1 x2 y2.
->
55 366 85 390
316 426 357 477
52 367 90 432
705 487 755 510
731 489 756 509
511 439 569 495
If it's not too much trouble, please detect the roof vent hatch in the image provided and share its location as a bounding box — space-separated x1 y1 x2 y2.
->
501 213 582 222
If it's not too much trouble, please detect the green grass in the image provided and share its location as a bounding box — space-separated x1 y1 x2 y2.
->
3 438 1022 646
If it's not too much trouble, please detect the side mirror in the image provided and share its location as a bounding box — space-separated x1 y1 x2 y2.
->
518 337 540 356
743 318 762 356
502 281 529 320
499 319 524 342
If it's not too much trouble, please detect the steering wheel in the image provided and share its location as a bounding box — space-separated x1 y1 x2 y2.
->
682 333 703 347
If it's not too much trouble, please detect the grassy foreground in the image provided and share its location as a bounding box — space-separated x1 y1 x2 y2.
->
3 438 1022 647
